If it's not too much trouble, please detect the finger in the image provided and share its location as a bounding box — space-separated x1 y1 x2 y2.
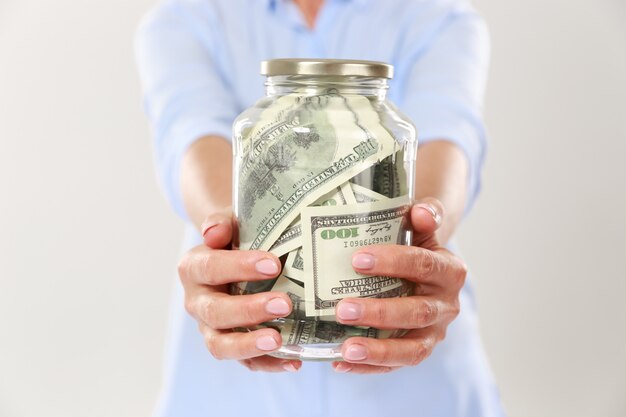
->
336 296 453 329
201 210 234 249
188 289 292 329
178 246 281 286
340 331 436 367
411 198 443 237
239 357 302 373
199 324 283 361
332 361 399 374
351 245 463 287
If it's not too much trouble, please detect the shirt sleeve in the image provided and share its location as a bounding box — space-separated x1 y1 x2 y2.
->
395 10 490 214
134 2 238 220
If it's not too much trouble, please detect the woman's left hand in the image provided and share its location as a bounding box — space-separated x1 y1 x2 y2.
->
332 198 467 374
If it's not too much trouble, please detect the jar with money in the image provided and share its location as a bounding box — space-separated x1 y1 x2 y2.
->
232 59 417 360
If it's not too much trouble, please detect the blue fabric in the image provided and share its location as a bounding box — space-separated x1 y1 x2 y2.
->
136 1 502 416
135 0 489 220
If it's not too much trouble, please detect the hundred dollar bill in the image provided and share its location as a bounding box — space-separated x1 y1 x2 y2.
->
350 149 409 198
252 275 413 343
236 94 397 252
268 182 356 257
279 185 385 297
267 217 301 258
236 182 357 295
301 195 411 317
271 274 305 313
271 273 335 322
283 248 304 283
281 246 414 327
373 151 409 197
350 182 388 203
319 182 357 206
230 277 278 296
277 318 379 346
237 94 300 148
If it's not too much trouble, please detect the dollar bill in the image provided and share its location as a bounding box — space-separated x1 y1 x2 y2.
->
237 182 358 296
268 182 356 257
278 318 379 345
267 217 302 258
281 184 385 289
271 274 305 313
230 277 278 296
283 248 304 283
237 94 396 252
350 182 388 203
237 94 301 148
271 273 335 322
238 320 391 345
350 149 409 198
248 275 413 343
301 195 411 316
373 151 409 198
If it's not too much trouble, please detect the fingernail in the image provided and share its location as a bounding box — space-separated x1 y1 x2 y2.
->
352 253 375 270
255 259 279 276
344 344 368 361
266 298 290 316
282 362 298 372
336 302 362 321
256 335 279 351
201 222 220 238
416 203 441 225
334 362 352 373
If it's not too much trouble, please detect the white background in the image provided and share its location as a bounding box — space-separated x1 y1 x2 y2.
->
0 1 625 416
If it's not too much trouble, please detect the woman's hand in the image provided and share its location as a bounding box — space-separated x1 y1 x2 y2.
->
177 211 302 372
332 198 467 374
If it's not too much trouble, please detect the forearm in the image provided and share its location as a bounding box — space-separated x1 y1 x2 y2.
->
181 135 233 231
414 140 468 244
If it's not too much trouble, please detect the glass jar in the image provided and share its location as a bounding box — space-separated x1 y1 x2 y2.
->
231 59 417 361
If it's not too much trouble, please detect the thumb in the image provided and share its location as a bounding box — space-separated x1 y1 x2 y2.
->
200 209 234 249
410 197 444 248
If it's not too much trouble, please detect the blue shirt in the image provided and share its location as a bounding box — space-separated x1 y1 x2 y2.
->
135 1 502 416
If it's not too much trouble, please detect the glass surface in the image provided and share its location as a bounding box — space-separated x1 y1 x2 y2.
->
231 70 417 361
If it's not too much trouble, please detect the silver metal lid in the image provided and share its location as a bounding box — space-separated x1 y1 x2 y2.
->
261 59 394 79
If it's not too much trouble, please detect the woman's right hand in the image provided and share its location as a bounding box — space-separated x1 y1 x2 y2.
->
177 211 302 372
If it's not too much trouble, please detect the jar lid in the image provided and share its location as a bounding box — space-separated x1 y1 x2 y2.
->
261 58 394 79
